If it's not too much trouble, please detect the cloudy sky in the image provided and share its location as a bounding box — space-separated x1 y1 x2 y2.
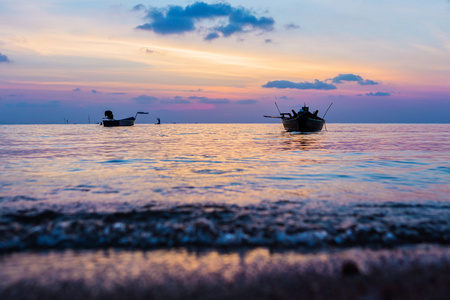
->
1 0 449 124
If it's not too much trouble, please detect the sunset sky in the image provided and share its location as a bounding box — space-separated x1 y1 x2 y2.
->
1 0 449 124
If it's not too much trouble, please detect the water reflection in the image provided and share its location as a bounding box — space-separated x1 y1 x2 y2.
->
0 124 449 214
279 131 325 151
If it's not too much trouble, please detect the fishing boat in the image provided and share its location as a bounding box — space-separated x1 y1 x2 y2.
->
102 111 149 127
264 103 332 133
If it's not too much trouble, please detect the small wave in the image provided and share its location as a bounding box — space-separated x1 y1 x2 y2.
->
193 169 228 175
68 168 84 172
62 184 119 194
0 195 40 203
1 201 448 252
175 133 199 135
100 159 132 164
355 202 450 209
433 166 450 174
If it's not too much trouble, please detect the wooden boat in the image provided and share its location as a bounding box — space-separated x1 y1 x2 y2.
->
281 106 325 132
102 111 149 127
264 103 332 133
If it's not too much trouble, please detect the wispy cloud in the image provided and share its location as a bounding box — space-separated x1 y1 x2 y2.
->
332 74 378 85
262 79 337 90
366 92 390 96
132 4 146 11
278 96 294 100
0 52 11 63
135 2 275 41
236 99 259 104
285 23 300 30
189 96 231 104
184 88 204 93
72 88 81 92
140 47 165 55
130 95 254 105
132 95 159 103
159 96 191 104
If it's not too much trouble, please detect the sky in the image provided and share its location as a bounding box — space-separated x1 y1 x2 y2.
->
0 0 449 124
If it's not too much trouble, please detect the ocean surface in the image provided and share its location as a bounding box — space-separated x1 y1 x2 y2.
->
0 123 449 251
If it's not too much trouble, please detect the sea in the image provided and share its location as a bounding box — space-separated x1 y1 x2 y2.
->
1 123 449 251
1 123 450 297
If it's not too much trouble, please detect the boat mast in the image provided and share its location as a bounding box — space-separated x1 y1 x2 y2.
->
275 102 282 115
323 103 333 118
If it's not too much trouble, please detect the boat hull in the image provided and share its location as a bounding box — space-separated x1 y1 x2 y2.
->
103 117 135 127
282 116 324 133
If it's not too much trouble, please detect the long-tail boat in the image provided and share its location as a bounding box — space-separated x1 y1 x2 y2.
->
264 103 332 133
101 111 148 127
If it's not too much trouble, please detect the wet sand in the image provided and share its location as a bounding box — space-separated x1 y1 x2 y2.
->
1 244 449 300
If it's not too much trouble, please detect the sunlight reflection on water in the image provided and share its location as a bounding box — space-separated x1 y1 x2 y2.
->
0 123 449 213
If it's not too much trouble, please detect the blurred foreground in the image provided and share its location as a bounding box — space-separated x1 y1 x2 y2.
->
1 245 449 300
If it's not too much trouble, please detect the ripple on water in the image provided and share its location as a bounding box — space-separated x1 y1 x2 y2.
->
0 123 449 237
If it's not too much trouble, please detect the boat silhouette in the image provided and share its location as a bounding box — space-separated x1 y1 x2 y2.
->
102 111 149 127
264 103 332 133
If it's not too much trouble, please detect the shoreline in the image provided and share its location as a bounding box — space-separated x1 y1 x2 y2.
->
2 200 449 252
1 244 449 300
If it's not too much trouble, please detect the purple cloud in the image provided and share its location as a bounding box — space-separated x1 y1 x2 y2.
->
236 99 259 104
366 92 390 96
132 95 159 103
160 97 191 104
278 96 294 100
332 74 378 85
189 96 231 104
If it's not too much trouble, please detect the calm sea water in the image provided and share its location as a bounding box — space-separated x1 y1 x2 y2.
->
0 123 449 250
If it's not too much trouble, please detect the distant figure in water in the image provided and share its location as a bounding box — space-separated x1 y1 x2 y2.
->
105 110 114 120
156 118 161 125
